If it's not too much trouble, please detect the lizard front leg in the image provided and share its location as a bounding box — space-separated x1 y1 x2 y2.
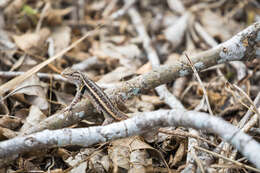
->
64 84 84 112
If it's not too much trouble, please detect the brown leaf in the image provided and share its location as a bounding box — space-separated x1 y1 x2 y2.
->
46 8 73 26
14 75 49 110
170 142 186 166
0 115 21 130
0 126 17 140
12 28 50 53
20 105 46 133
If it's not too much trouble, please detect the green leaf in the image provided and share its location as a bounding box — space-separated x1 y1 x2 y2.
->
22 5 38 15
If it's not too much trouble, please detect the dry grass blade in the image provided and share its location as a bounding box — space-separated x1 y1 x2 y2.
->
0 84 43 102
191 149 205 173
185 53 213 115
158 129 217 147
194 146 260 172
0 26 102 96
230 83 260 126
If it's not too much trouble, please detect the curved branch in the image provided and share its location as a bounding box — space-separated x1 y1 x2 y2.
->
2 109 260 169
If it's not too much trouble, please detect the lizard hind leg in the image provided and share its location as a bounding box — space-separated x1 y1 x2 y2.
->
83 91 115 123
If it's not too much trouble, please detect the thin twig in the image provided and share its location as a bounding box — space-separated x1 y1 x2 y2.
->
233 84 260 126
191 149 205 173
0 85 44 102
238 93 260 128
194 146 260 172
158 129 217 147
185 53 213 115
0 71 68 82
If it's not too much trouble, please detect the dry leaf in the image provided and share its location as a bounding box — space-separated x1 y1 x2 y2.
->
54 90 74 108
0 28 97 95
65 149 91 172
0 29 16 50
0 115 21 130
12 28 50 53
20 105 46 133
0 127 17 140
91 42 142 69
141 95 163 105
109 141 130 170
46 8 73 26
98 66 135 84
164 12 191 49
167 0 185 14
15 75 49 110
208 90 228 110
3 0 24 17
56 148 71 161
104 35 126 44
199 10 242 41
0 103 9 115
110 137 168 170
171 142 186 166
49 26 71 55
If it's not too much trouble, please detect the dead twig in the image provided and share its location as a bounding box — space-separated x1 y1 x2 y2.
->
185 53 213 115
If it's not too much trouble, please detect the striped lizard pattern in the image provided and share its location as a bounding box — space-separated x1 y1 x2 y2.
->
61 68 128 123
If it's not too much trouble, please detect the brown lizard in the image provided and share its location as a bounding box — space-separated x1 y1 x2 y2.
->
61 68 129 124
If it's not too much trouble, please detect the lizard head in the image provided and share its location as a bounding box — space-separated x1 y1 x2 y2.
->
61 68 82 85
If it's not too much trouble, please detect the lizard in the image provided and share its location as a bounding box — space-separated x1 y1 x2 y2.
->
61 68 129 124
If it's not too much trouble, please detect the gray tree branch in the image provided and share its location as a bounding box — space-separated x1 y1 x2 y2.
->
1 109 260 169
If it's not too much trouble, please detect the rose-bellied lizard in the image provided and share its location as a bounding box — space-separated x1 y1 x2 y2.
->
61 68 128 124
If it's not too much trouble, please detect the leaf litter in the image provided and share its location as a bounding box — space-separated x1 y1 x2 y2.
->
0 0 260 172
